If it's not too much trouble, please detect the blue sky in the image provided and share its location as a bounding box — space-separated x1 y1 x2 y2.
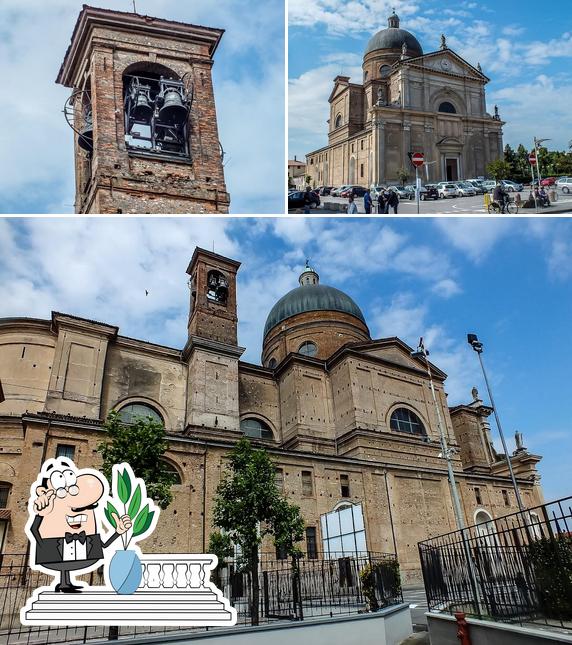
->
1 216 571 503
289 0 572 159
0 0 284 214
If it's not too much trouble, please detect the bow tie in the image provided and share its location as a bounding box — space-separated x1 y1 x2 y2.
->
65 531 87 544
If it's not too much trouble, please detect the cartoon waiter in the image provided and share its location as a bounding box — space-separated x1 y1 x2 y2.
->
27 458 131 593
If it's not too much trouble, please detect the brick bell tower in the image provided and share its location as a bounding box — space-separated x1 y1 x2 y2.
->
184 248 244 432
56 5 230 214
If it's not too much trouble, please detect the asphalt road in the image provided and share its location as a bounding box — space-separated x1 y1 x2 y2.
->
290 188 572 215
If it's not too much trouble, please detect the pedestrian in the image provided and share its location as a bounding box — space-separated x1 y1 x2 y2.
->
347 195 358 215
303 186 312 214
388 188 399 214
364 189 372 214
383 188 391 214
377 189 386 215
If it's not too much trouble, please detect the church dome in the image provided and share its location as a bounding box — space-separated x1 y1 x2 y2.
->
365 11 423 58
263 264 367 338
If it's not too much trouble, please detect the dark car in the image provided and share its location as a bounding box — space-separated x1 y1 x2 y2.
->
340 186 367 198
318 186 334 196
421 184 439 200
288 190 320 209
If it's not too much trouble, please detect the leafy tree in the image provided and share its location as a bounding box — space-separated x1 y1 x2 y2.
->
397 167 409 186
98 410 175 510
486 159 512 181
212 438 304 625
208 531 234 589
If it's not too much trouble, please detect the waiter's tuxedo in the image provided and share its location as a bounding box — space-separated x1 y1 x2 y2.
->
30 515 119 572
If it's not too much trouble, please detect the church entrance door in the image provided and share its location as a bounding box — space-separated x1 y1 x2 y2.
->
446 158 459 181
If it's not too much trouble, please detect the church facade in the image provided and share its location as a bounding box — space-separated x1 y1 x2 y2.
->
306 12 505 187
0 248 542 582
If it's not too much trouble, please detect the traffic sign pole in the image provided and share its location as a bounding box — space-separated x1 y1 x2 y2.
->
416 166 420 214
411 152 424 214
530 154 539 213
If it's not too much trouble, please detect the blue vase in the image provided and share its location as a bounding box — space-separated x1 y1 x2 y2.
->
109 549 142 594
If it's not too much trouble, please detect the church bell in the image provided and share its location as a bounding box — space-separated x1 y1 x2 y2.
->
132 89 154 122
78 107 93 151
158 86 188 125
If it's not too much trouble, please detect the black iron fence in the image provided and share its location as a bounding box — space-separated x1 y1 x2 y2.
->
418 496 572 629
0 551 402 644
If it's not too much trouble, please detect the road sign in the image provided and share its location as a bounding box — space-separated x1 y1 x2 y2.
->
412 152 424 168
529 152 537 165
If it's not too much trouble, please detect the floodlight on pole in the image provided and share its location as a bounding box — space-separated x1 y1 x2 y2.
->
467 333 525 512
533 137 551 189
411 338 482 615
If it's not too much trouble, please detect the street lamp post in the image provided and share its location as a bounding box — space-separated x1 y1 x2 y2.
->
411 338 482 616
467 334 525 512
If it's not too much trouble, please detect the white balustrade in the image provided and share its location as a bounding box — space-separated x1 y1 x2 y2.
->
138 555 215 591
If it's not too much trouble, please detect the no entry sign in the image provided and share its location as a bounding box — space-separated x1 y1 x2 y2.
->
412 152 424 168
529 152 537 166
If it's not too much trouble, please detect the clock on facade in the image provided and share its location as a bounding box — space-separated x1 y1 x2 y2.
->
441 59 452 71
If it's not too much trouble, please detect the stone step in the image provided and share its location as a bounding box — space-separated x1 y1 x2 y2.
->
22 589 235 625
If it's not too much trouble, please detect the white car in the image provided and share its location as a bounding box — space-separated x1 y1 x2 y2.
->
437 182 458 198
558 178 572 194
455 182 477 197
331 185 351 197
501 180 523 192
481 180 496 192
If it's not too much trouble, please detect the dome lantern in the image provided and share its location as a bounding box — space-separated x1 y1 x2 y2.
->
388 10 400 28
299 260 320 286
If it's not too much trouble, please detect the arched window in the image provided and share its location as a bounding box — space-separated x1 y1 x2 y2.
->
268 357 277 369
380 65 391 78
438 101 457 114
298 341 317 357
118 403 164 426
240 418 274 440
123 62 190 158
364 70 369 82
0 482 11 508
207 270 229 304
161 459 182 485
335 114 343 128
390 408 425 435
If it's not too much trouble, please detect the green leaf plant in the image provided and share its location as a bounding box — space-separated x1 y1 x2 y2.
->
105 464 158 550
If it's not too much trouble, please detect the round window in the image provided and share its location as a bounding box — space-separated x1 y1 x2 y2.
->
298 341 317 357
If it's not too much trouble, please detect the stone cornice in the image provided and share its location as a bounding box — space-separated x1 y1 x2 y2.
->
57 5 224 87
51 312 118 339
182 335 245 361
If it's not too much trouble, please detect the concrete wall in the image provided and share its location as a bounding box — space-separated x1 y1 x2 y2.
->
427 613 572 645
124 605 412 645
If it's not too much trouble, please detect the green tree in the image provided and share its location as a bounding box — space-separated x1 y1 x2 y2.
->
98 410 175 510
397 167 409 186
208 531 234 589
486 159 512 181
212 438 304 625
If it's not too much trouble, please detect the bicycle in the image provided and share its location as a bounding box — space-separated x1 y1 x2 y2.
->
488 197 519 215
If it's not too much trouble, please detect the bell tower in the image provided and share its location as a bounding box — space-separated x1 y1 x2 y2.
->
57 5 229 214
186 248 240 346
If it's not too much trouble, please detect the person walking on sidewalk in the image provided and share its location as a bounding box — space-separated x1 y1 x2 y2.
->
347 195 358 214
364 189 372 214
387 188 399 214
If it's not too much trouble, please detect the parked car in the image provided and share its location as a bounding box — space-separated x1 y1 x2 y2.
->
388 186 414 200
288 190 320 209
481 180 496 192
540 177 557 187
558 178 572 194
556 177 571 187
466 179 486 194
455 182 477 197
501 180 524 192
317 186 334 196
331 185 350 197
437 182 458 198
420 184 439 200
340 185 367 198
371 185 385 199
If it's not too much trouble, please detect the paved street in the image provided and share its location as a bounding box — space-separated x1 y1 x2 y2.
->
402 586 429 630
290 188 572 215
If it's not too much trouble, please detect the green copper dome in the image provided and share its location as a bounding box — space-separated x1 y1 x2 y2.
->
263 283 367 338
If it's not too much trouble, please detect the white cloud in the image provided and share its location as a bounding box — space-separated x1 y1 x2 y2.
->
0 0 284 213
433 219 515 262
432 278 462 298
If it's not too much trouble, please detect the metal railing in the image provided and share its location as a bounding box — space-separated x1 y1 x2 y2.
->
0 551 402 643
418 496 572 629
